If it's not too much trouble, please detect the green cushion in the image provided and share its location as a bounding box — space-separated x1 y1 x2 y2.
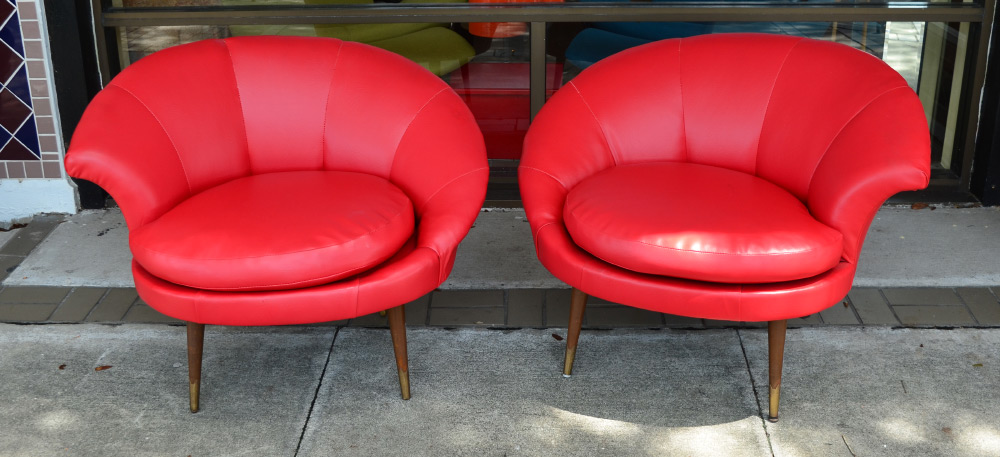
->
226 0 473 75
370 26 475 75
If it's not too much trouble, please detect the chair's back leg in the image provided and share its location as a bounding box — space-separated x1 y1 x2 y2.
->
767 319 788 422
187 322 205 413
386 305 411 400
563 288 589 376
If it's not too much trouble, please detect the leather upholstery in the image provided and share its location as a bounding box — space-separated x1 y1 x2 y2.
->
521 33 930 321
66 36 489 325
563 162 843 283
130 171 415 291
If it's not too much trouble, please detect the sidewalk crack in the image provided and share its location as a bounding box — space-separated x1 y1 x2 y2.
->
737 328 777 457
294 327 340 456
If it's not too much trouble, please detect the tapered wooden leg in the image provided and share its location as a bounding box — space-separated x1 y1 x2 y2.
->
563 288 588 376
186 322 205 413
386 305 410 400
768 319 787 422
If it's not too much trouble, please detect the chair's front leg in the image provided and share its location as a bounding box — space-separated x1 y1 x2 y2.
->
563 288 588 376
386 305 410 400
187 322 205 413
768 319 788 422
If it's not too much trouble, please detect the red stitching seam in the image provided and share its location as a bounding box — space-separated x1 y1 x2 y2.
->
805 85 912 196
569 82 619 167
220 40 254 175
519 166 568 191
754 37 805 176
388 86 451 199
320 41 344 170
106 84 193 195
418 166 490 212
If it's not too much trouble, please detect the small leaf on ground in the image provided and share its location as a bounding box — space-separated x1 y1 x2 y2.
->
551 333 564 341
911 202 930 210
94 365 113 371
58 364 66 370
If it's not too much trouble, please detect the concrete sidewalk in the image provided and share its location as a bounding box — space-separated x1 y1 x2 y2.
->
1 324 998 456
4 205 1000 289
0 205 998 456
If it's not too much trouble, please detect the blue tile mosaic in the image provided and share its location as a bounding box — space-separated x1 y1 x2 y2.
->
0 87 30 133
13 114 38 156
0 36 18 82
0 0 39 161
0 11 21 57
0 135 37 160
0 2 13 23
7 63 30 107
0 124 11 147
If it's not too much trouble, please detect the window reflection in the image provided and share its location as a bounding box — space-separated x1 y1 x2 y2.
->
111 1 964 168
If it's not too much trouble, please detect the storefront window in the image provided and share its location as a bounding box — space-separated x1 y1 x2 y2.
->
101 0 990 200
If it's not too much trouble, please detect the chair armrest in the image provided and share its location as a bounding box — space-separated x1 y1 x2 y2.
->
416 169 489 281
518 165 570 242
519 80 621 234
387 88 489 282
65 85 194 229
806 88 930 264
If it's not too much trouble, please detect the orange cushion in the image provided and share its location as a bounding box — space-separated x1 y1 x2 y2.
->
131 170 414 291
563 162 843 283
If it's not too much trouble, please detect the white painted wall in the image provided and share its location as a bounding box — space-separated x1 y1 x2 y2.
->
0 179 77 226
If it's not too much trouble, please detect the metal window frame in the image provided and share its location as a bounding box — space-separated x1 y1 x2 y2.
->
92 0 995 192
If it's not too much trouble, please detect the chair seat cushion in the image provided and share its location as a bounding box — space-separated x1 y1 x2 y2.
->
563 162 843 283
131 170 415 291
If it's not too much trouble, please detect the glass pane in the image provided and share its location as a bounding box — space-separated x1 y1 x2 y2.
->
552 19 973 176
884 21 924 90
920 21 972 176
115 18 533 161
109 1 980 189
117 26 228 65
558 21 891 84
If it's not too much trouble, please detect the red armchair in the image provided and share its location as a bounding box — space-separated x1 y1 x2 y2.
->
519 33 929 421
65 36 488 412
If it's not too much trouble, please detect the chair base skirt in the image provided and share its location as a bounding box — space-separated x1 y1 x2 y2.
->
533 222 856 322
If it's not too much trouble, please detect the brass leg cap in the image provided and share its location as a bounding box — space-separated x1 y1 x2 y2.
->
399 369 411 401
768 386 781 422
189 382 200 413
563 347 577 376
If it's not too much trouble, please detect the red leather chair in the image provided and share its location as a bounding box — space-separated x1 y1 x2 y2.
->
65 36 488 412
519 33 929 421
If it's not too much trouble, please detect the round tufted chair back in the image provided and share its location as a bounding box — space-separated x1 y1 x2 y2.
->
67 36 485 233
522 33 929 266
